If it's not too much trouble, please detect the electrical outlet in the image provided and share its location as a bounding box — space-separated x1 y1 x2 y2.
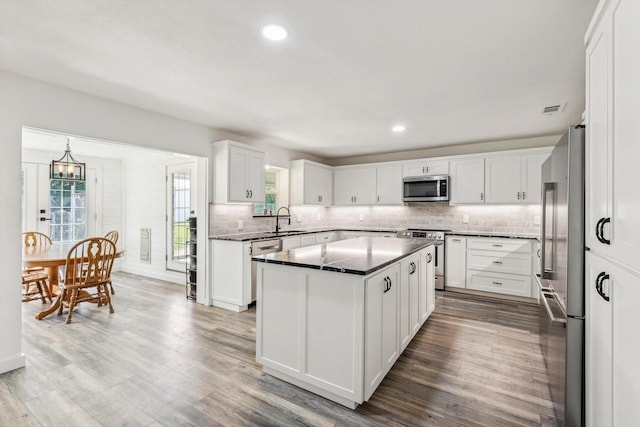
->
237 220 243 230
359 214 364 221
534 216 541 225
463 215 469 224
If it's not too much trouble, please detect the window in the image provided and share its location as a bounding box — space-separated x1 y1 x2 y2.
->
170 169 190 263
49 180 86 242
253 167 288 216
166 162 196 272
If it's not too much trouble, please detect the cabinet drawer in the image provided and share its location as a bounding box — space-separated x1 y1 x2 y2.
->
315 232 337 243
466 238 531 253
281 237 301 250
467 250 531 276
300 235 316 247
466 271 531 297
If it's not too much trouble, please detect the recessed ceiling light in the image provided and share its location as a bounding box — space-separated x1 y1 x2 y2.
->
392 124 406 133
262 24 288 41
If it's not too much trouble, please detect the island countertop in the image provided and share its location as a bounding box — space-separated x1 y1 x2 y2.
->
252 236 436 275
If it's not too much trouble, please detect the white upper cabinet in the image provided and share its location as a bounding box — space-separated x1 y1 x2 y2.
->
585 0 640 272
449 158 485 204
403 160 449 177
289 159 333 206
213 140 265 204
376 164 403 205
484 152 549 204
333 166 377 205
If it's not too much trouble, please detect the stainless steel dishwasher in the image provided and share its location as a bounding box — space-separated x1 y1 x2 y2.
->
251 239 283 302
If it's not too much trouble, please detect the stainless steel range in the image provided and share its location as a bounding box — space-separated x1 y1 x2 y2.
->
396 229 447 290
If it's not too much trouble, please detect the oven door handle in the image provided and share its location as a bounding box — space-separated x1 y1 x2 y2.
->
434 241 443 267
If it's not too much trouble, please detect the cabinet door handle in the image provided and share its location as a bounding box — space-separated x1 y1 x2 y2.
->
409 262 416 275
246 190 249 198
427 253 432 263
452 238 461 242
522 191 526 200
596 271 610 302
354 196 356 203
249 190 253 198
480 192 484 201
492 260 503 264
601 218 611 245
596 217 606 243
492 244 503 247
383 277 392 293
492 281 503 286
377 195 380 203
517 191 521 200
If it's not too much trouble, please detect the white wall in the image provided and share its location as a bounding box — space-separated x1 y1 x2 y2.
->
121 150 193 283
0 70 222 374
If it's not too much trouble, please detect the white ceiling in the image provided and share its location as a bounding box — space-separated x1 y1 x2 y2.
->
2 0 598 159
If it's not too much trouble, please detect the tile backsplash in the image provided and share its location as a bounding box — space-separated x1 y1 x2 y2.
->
209 203 541 236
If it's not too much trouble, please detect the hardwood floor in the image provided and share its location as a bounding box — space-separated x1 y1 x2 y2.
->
1 272 556 426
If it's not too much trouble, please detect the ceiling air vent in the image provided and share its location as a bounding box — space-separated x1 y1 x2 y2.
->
540 103 567 115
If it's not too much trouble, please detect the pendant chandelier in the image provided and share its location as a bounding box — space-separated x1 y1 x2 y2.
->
49 138 86 181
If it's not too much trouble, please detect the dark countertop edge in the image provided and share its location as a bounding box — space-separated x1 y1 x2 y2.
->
209 228 397 242
252 238 436 276
447 231 540 240
210 228 540 242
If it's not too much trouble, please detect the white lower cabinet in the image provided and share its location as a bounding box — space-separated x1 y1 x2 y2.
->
281 236 301 250
445 235 467 288
210 240 252 311
446 235 536 298
315 231 338 244
421 245 436 321
339 231 396 240
364 264 400 400
585 251 640 427
399 254 420 351
300 234 316 247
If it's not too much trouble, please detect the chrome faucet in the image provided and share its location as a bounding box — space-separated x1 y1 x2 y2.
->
275 206 291 234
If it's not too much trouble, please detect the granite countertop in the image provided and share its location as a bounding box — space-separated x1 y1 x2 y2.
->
446 231 540 240
209 227 539 242
209 228 396 242
252 236 436 275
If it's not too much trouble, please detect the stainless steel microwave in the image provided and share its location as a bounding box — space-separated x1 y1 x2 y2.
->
403 175 449 202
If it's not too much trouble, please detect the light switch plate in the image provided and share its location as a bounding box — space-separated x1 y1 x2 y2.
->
359 214 364 221
463 215 469 224
238 220 243 230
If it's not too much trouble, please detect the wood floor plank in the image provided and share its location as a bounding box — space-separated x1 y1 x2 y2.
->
0 271 557 426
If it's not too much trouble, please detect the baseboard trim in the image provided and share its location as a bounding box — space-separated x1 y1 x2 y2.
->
0 354 25 374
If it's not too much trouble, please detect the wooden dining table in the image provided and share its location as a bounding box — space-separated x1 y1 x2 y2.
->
23 242 124 320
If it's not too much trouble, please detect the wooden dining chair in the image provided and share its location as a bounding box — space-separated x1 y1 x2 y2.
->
103 230 119 294
21 231 53 303
57 237 116 324
22 231 52 247
22 268 53 304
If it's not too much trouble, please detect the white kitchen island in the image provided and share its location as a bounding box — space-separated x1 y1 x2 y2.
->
254 237 436 409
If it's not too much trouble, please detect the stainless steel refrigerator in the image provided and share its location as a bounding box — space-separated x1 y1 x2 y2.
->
538 125 585 427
